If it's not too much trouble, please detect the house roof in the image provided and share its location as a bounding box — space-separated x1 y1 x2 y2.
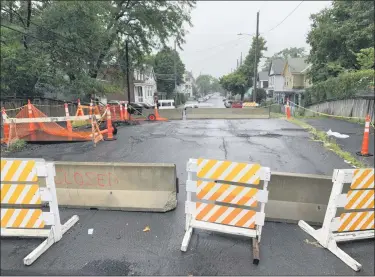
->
286 57 309 73
258 71 268 81
269 59 286 75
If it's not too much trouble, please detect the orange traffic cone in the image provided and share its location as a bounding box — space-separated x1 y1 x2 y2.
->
27 99 36 140
285 98 291 120
105 104 116 141
64 103 73 140
153 103 168 121
76 98 84 116
357 115 373 157
2 107 9 142
124 102 130 121
119 102 124 121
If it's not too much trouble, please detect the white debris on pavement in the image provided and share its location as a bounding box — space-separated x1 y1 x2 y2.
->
88 228 94 235
326 129 349 139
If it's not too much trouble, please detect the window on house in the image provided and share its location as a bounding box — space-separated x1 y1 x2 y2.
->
263 81 268 88
137 86 143 102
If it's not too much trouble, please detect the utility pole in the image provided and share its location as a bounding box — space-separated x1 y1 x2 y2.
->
174 39 177 93
253 11 259 102
125 40 131 103
237 59 239 69
240 52 243 66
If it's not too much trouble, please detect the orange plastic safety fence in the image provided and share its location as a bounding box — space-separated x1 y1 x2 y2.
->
2 104 94 143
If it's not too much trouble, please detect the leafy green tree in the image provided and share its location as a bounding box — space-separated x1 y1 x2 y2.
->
219 72 247 100
262 47 306 71
238 36 267 87
306 1 374 83
153 47 185 98
356 48 374 70
0 0 195 99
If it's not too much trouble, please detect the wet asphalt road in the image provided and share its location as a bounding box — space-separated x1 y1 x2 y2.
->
1 203 374 276
303 118 374 167
3 97 371 276
4 118 351 181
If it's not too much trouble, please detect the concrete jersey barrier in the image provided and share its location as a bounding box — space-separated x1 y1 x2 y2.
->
266 171 333 224
142 108 183 120
53 161 178 212
186 107 270 119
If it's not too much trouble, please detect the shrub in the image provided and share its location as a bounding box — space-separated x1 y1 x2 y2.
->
306 69 374 105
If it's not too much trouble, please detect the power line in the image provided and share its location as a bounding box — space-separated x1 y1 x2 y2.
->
261 1 304 34
1 23 90 56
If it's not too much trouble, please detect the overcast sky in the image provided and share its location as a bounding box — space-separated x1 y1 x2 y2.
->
177 1 331 79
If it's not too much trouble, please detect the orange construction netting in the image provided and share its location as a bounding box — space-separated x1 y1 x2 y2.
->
1 104 96 144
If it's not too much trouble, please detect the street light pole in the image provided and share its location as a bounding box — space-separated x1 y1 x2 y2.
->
125 40 131 103
174 39 177 93
253 11 259 102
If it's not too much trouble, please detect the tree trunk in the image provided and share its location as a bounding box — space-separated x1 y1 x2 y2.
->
9 1 13 23
26 0 32 28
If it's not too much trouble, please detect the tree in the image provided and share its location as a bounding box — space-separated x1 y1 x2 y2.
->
306 1 374 83
238 36 267 87
219 72 247 100
0 0 196 98
195 74 223 95
153 47 185 98
356 47 374 70
262 47 306 71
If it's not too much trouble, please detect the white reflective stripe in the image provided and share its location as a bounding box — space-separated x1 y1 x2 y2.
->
201 182 222 200
1 209 8 220
217 162 238 181
202 205 221 222
7 209 20 227
204 161 223 179
11 161 27 182
248 173 260 184
194 203 207 217
197 159 210 173
357 172 373 189
196 181 208 194
345 212 363 232
357 211 373 230
15 185 32 204
2 184 17 203
216 206 236 223
216 185 236 202
365 122 370 127
232 164 253 183
19 209 35 228
33 216 43 228
229 209 249 226
1 161 13 181
243 216 256 228
348 190 370 209
231 187 251 204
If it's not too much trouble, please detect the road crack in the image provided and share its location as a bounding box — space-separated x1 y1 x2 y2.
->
221 137 228 159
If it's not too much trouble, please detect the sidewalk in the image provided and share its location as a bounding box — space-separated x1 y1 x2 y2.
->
303 118 374 167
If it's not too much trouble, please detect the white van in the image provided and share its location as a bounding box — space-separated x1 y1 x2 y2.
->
158 99 175 109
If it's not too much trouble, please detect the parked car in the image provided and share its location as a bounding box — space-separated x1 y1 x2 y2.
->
184 103 199 109
231 101 242 108
158 99 175 109
198 98 204 103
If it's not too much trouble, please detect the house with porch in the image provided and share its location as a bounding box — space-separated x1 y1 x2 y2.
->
279 57 311 105
177 71 195 99
267 59 286 102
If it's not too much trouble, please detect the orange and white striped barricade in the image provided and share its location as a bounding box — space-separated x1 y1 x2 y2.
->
298 168 374 271
181 158 271 265
243 102 257 107
1 158 79 265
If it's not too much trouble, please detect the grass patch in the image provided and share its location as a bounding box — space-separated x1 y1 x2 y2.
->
8 139 26 152
72 120 90 128
270 112 285 118
289 118 366 168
